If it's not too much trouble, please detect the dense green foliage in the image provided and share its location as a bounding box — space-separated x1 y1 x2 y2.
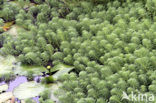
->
1 0 156 103
39 89 54 103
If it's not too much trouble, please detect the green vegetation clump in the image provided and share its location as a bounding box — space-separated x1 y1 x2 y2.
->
1 0 156 103
25 99 36 103
41 76 55 84
0 1 20 22
39 89 54 103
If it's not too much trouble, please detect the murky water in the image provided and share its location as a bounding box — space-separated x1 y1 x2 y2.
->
0 76 41 103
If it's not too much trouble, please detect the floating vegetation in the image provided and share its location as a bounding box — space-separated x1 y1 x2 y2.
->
13 81 45 100
52 64 74 80
14 65 48 77
0 76 43 103
0 55 48 83
0 56 16 81
49 83 61 103
0 55 73 102
0 92 13 103
41 76 55 84
0 84 8 93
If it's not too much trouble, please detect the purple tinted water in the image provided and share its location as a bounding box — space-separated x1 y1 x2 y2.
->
34 76 42 83
0 76 41 103
15 98 21 103
0 81 6 86
33 96 40 103
7 76 27 92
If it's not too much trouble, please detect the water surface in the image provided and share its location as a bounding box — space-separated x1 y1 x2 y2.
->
0 76 40 103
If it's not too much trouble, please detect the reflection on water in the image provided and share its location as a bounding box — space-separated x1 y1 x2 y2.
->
0 76 41 103
0 81 5 86
7 76 27 92
34 76 42 83
33 96 40 103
